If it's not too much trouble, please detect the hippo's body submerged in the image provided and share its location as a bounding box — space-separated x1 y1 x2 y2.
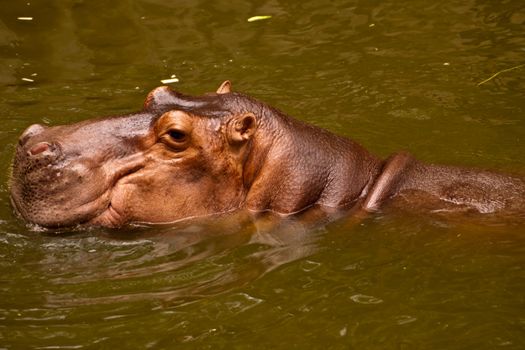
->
10 81 525 228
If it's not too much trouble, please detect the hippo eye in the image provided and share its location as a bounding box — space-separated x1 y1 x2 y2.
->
167 130 186 142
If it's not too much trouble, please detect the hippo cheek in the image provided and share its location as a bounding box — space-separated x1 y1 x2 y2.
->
85 167 169 227
94 166 225 226
105 179 199 225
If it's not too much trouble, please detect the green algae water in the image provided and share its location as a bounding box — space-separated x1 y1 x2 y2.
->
1 0 524 348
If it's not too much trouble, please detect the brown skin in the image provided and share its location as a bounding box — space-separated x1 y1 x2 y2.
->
10 81 525 228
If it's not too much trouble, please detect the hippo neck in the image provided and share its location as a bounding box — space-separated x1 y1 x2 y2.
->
242 108 382 214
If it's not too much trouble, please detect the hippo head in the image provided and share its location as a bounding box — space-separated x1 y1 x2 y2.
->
10 81 264 228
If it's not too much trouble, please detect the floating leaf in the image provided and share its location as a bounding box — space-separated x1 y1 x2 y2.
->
160 78 179 84
247 15 272 22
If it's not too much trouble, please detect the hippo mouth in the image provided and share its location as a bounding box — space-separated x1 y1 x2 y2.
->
9 180 113 228
10 173 134 229
87 202 126 228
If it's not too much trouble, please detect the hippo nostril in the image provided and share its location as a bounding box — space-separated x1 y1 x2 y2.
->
29 142 51 156
19 123 47 146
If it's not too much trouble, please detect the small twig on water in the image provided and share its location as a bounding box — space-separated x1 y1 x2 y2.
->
477 63 525 86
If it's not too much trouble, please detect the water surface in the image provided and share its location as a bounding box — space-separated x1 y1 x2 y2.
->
1 0 524 348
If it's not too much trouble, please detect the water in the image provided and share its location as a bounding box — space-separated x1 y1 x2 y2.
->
1 0 524 348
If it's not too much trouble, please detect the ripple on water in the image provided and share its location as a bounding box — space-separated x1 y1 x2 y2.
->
350 294 384 305
223 293 265 314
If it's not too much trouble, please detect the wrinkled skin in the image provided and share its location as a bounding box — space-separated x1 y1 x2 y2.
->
10 81 525 228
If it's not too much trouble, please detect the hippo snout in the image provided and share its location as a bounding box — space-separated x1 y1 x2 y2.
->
29 142 51 155
26 141 63 162
17 141 63 171
10 115 154 228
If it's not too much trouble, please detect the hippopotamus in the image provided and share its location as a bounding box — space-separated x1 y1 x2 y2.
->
9 81 525 228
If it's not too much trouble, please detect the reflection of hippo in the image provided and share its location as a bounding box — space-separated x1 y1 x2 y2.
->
10 81 525 228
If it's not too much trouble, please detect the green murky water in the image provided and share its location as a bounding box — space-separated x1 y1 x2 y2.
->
1 0 525 348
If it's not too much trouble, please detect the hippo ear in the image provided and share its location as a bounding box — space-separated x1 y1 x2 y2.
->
144 86 179 109
216 80 232 94
228 113 256 144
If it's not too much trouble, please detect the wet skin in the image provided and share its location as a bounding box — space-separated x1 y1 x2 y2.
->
10 81 525 228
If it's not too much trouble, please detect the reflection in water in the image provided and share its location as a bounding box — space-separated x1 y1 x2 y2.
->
40 211 326 308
